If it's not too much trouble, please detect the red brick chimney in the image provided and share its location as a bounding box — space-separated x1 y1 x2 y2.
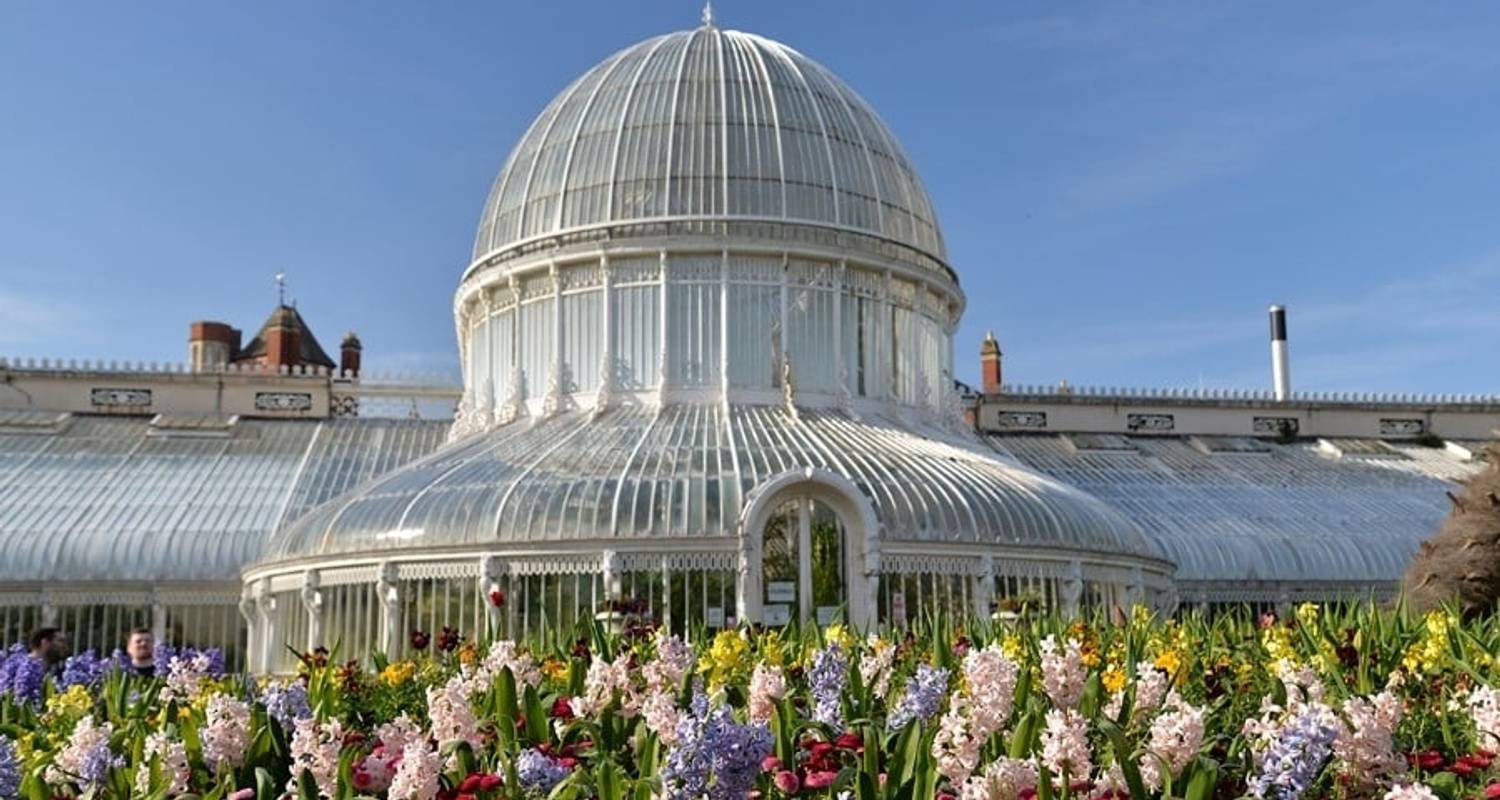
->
187 321 241 370
263 308 300 368
339 331 362 376
980 331 1003 394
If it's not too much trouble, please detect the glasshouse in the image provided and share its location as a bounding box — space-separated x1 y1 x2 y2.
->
239 19 1175 672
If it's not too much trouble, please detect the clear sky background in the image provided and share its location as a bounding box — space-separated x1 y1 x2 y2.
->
3 2 1498 394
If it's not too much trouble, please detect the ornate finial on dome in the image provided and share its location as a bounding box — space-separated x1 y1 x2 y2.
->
701 0 716 28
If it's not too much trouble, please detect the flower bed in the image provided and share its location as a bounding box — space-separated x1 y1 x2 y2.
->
0 605 1496 800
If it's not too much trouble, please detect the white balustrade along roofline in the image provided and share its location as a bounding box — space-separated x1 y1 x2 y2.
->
994 383 1500 408
0 356 461 390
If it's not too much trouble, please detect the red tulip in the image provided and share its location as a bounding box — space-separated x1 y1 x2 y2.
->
774 771 801 794
762 756 783 773
479 775 503 791
551 696 576 720
834 733 863 751
1484 783 1500 800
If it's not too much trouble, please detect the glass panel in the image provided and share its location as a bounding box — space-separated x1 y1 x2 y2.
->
809 500 846 623
761 499 799 625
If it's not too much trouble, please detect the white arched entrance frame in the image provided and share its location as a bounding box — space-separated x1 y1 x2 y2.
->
737 467 881 630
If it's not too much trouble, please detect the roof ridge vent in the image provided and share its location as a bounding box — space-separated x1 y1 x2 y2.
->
147 413 241 438
0 409 73 435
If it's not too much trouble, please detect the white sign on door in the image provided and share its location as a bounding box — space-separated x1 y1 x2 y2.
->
763 604 791 626
816 606 841 625
705 607 725 627
766 581 796 603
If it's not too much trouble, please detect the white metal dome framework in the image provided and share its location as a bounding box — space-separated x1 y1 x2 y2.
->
240 15 1175 673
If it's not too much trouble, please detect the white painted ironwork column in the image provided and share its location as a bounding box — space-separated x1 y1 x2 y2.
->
377 562 402 658
300 570 323 652
975 554 995 619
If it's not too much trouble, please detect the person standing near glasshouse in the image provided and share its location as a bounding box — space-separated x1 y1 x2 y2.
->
27 628 68 678
124 627 155 677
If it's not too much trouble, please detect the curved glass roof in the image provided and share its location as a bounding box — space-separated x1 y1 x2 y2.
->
268 405 1161 565
988 434 1475 585
472 24 947 266
0 416 449 583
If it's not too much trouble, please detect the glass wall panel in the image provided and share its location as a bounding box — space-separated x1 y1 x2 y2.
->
878 572 973 627
55 604 150 659
562 290 604 393
667 281 721 386
490 309 515 410
270 589 310 673
0 606 40 651
666 568 736 639
519 300 554 401
397 578 485 659
162 604 244 671
509 573 603 644
786 267 836 393
727 284 779 388
610 285 660 389
320 584 380 664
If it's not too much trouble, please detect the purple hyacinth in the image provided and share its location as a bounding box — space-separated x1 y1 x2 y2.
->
60 650 112 690
153 644 226 677
887 663 950 731
516 748 573 794
808 643 848 729
1248 706 1338 800
0 647 43 708
0 735 19 800
259 681 312 730
77 743 123 788
661 691 774 800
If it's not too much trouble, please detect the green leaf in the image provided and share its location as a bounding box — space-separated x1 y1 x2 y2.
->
255 767 278 800
1097 718 1148 800
1425 771 1459 800
1182 757 1218 800
498 667 519 749
296 768 320 800
524 684 549 748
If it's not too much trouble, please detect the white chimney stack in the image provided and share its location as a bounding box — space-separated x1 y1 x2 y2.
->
1269 304 1291 401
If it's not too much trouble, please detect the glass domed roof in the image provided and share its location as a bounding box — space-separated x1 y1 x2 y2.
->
472 22 947 265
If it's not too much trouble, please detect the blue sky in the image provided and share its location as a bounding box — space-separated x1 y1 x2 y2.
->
2 2 1498 393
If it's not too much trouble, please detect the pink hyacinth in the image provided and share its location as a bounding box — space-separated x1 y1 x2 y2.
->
1384 784 1439 800
963 645 1019 736
135 732 190 796
1468 686 1500 751
427 676 482 750
859 635 897 700
1039 709 1092 787
388 741 443 800
749 663 787 722
571 653 634 718
959 757 1037 800
1038 636 1085 710
646 632 695 692
932 645 1021 783
642 689 683 744
1138 696 1206 790
285 717 344 800
1335 690 1406 791
201 694 252 771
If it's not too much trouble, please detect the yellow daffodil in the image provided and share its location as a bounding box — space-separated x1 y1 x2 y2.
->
698 629 750 687
380 660 416 687
824 624 856 651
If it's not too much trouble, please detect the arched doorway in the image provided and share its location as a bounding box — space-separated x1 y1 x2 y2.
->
761 497 849 625
738 468 879 629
